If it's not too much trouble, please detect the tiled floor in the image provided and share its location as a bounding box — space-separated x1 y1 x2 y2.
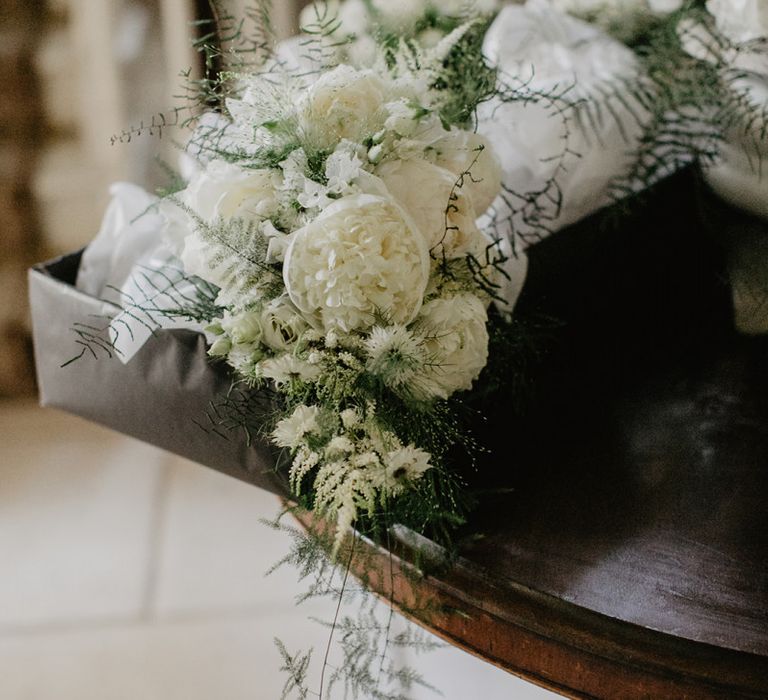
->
0 400 560 699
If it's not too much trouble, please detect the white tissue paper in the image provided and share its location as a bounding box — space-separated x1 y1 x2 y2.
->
480 0 647 250
76 182 207 363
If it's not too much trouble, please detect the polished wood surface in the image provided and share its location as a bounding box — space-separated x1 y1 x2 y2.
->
325 172 768 698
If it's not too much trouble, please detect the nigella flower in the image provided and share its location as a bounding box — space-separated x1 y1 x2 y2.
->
364 325 427 393
385 445 432 487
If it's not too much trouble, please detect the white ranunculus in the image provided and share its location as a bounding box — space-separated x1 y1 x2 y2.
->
283 193 430 332
298 65 387 150
260 296 311 351
432 130 503 214
376 159 483 259
415 293 490 399
707 0 768 44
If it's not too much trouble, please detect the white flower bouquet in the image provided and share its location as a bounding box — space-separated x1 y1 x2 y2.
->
28 1 768 695
33 0 768 545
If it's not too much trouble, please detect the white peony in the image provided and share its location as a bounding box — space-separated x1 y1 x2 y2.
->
432 130 503 214
283 193 430 332
260 296 311 351
415 293 490 399
375 158 484 259
298 65 387 150
272 404 321 449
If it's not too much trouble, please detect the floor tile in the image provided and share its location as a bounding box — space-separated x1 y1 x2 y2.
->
0 402 164 628
152 456 306 617
0 605 556 700
0 612 312 700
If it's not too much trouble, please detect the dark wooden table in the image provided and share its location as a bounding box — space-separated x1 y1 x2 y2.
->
340 331 768 700
318 172 768 699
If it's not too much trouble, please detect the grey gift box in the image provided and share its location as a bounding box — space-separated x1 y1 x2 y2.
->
28 249 283 496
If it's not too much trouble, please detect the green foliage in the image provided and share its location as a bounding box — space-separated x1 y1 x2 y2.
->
275 638 313 700
182 211 284 308
430 17 497 129
605 5 768 198
63 265 223 367
264 514 444 700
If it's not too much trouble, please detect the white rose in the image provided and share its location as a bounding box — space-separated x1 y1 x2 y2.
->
163 161 282 292
432 130 503 214
260 296 311 351
299 65 387 150
376 158 483 259
182 160 281 223
221 310 262 345
283 193 430 332
415 294 490 399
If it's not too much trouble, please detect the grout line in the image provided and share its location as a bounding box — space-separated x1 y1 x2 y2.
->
0 604 311 639
139 453 174 622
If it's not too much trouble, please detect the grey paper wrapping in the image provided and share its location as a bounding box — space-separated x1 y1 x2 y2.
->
29 250 285 496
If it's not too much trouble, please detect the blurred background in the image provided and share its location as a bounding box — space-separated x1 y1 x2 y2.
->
0 1 556 698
